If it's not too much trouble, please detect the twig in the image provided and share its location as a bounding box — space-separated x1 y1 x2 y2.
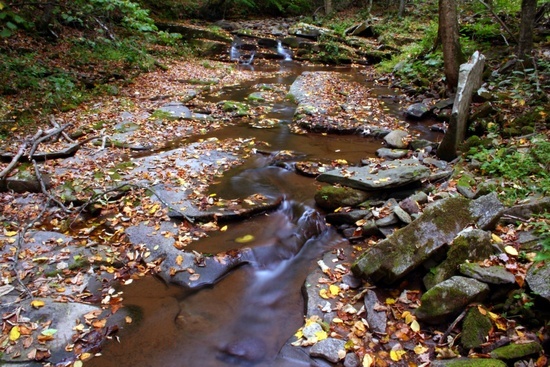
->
28 123 72 158
32 159 70 213
0 142 28 180
49 115 74 143
438 305 475 346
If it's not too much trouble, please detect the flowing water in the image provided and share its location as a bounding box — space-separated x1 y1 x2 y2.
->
86 61 440 367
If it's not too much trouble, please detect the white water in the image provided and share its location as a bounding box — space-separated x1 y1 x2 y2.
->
277 40 292 61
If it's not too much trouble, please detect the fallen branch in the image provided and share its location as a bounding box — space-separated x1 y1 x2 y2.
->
28 123 72 158
0 129 43 179
33 159 71 213
49 115 74 143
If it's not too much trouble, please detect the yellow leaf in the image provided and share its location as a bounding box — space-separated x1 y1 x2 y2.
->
329 284 340 296
80 352 93 361
9 326 20 341
385 298 396 305
315 330 328 341
294 329 303 339
477 305 487 315
148 204 160 214
235 234 255 243
4 230 17 237
491 233 503 244
410 319 420 332
31 300 45 309
487 311 499 320
414 344 428 354
390 350 406 361
319 289 329 299
362 354 374 367
504 245 518 256
402 311 414 324
220 225 228 232
176 255 183 266
74 361 83 367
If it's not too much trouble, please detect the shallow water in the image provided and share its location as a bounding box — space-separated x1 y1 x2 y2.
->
86 61 441 367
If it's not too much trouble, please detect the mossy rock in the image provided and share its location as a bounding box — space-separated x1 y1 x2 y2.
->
314 185 371 210
490 342 542 360
220 100 250 116
431 357 507 367
461 307 492 349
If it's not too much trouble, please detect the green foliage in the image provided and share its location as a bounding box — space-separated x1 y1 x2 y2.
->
531 212 550 261
0 6 32 37
466 135 550 205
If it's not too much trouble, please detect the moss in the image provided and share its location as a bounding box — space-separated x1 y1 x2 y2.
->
314 185 370 210
441 358 507 367
490 342 542 360
461 307 492 349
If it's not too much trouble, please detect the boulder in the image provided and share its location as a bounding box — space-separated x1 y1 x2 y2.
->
423 228 495 289
431 358 506 367
364 290 387 334
309 338 346 363
459 263 516 285
468 192 504 230
383 129 409 149
461 307 493 349
415 276 489 323
525 260 550 303
289 22 333 39
405 103 430 119
314 186 372 210
376 148 408 159
317 159 430 191
490 342 543 360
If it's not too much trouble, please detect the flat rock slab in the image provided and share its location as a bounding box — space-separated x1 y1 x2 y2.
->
317 159 430 191
288 71 400 134
526 260 550 303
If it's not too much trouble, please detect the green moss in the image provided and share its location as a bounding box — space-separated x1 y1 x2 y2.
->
442 358 507 367
490 342 542 360
462 307 492 349
314 185 370 210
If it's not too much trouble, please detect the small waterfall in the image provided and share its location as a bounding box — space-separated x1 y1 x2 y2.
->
229 44 240 61
277 40 292 61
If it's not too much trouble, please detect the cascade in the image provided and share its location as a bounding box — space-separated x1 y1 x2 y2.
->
276 40 292 61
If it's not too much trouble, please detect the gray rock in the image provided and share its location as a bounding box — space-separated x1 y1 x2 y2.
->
460 263 516 285
469 192 504 230
383 129 409 149
409 191 428 204
353 196 474 284
157 101 192 119
326 210 372 225
399 197 421 214
376 147 408 159
415 276 489 323
375 212 399 227
502 197 550 222
344 352 360 367
289 22 333 39
314 186 373 211
526 260 550 303
422 157 448 170
393 206 413 224
423 228 496 289
405 103 430 119
461 307 492 349
438 51 486 161
364 290 387 334
309 338 346 363
317 159 430 191
361 220 381 237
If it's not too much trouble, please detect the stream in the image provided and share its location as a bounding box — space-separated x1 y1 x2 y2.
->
85 61 439 367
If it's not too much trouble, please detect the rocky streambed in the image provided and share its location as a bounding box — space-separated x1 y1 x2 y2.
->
1 27 549 367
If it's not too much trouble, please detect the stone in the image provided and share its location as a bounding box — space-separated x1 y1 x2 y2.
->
364 290 387 334
289 22 333 39
502 197 550 222
375 213 399 227
317 159 430 191
422 157 448 170
405 103 430 119
353 196 474 284
314 186 372 210
438 51 486 161
525 260 550 303
431 358 506 367
309 338 346 363
326 210 372 225
376 148 408 159
459 263 516 285
415 276 489 323
399 197 421 214
490 342 543 360
461 307 492 349
383 129 409 149
393 206 413 224
469 192 504 230
423 228 496 289
157 101 192 119
344 352 360 367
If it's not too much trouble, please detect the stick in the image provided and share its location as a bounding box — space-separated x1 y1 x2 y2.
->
28 123 72 158
0 142 28 180
33 159 71 213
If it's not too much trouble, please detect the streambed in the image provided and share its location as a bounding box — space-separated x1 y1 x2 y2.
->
84 61 439 367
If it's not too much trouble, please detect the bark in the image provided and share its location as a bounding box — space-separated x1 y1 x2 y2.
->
398 0 406 17
439 0 464 91
325 0 333 15
517 0 537 63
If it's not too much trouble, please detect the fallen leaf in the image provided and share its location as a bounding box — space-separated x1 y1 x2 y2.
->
329 284 340 296
504 245 518 256
31 300 46 309
362 354 375 367
235 234 255 243
9 325 21 341
390 350 406 361
410 319 420 332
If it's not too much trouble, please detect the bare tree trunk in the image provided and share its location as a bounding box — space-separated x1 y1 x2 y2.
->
398 0 406 17
439 0 464 92
325 0 333 15
517 0 537 64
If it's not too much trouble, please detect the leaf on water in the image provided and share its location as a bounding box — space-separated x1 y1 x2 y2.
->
31 300 45 309
9 325 21 341
220 225 228 232
390 350 406 361
235 234 254 243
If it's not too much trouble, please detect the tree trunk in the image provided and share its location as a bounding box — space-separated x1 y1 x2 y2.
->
324 0 333 15
439 0 464 92
398 0 406 17
517 0 537 63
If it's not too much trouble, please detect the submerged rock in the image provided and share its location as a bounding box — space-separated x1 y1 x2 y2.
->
415 276 489 323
